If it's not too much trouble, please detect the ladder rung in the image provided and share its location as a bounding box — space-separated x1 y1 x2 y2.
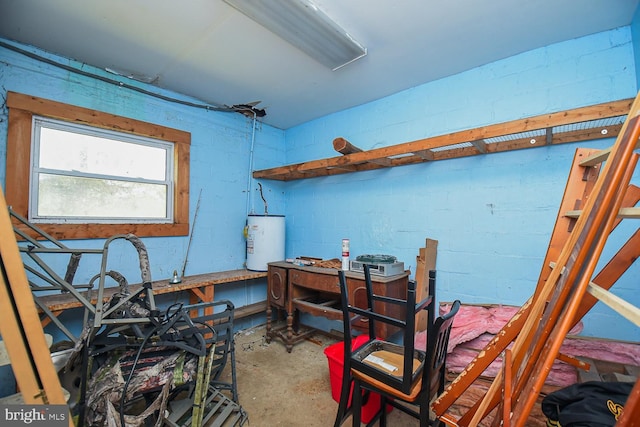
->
579 147 612 167
550 261 640 327
564 206 640 219
586 282 640 327
579 138 640 167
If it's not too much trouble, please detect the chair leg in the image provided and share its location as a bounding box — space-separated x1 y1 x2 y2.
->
419 392 432 427
379 395 387 427
352 379 363 426
420 403 428 426
229 338 239 403
334 371 352 427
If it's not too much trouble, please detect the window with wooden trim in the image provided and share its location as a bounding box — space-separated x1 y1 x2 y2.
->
6 92 190 239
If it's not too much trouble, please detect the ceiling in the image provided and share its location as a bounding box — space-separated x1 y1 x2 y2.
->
0 0 638 130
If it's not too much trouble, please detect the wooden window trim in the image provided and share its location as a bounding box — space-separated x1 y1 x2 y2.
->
5 91 190 239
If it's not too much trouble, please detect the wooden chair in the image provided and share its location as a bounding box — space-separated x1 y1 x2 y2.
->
335 265 458 426
356 297 460 426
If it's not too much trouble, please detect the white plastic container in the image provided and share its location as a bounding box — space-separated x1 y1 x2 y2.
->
246 214 285 271
341 238 350 270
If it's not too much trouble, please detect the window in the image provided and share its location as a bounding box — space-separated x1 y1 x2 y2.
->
6 92 190 239
31 117 174 224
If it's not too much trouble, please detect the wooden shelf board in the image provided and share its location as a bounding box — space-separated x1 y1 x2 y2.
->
38 269 267 312
253 99 632 181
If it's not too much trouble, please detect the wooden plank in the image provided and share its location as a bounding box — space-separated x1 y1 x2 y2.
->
0 187 70 414
573 221 640 327
502 349 512 427
419 125 624 163
5 107 31 216
7 92 190 143
412 149 434 160
586 282 640 327
533 148 601 294
564 206 640 219
432 298 531 420
414 238 437 332
235 300 268 319
38 269 267 312
617 206 640 218
580 136 640 167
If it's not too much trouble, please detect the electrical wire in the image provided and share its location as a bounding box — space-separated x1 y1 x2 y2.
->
245 110 258 216
258 182 268 215
0 39 257 115
119 322 161 427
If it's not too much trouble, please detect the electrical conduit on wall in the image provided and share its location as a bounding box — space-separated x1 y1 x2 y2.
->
243 114 286 272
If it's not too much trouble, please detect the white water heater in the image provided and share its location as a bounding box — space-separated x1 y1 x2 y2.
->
246 214 285 271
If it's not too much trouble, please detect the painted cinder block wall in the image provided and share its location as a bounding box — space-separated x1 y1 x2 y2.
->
0 39 286 340
279 27 639 342
0 24 638 343
634 5 640 89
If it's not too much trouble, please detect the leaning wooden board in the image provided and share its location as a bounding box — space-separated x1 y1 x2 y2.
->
0 186 71 424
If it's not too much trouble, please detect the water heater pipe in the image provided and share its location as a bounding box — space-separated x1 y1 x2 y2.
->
245 112 258 216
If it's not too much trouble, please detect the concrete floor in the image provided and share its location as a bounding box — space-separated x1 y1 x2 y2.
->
229 325 418 426
227 324 555 427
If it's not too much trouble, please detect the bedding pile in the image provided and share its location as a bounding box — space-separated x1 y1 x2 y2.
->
415 303 640 387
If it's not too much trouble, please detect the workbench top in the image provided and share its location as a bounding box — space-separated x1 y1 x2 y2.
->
38 269 267 312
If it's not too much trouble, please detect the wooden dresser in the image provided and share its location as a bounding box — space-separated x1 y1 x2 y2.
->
266 261 409 352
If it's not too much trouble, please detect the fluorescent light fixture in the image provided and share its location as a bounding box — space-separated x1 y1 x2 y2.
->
223 0 367 71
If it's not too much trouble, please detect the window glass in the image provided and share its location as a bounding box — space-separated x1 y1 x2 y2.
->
31 117 173 223
6 91 190 239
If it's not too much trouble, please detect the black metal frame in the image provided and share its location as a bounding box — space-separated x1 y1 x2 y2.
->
183 299 241 404
11 208 246 427
10 207 157 342
334 266 459 426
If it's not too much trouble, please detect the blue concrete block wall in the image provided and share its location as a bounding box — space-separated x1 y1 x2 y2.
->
1 24 639 343
634 6 640 89
280 28 639 341
0 39 284 341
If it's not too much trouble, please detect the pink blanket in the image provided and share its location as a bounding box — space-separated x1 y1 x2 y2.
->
414 304 639 387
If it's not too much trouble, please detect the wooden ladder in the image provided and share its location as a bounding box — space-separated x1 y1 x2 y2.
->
432 91 640 427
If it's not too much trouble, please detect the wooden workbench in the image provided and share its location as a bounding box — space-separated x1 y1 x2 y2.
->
38 269 268 326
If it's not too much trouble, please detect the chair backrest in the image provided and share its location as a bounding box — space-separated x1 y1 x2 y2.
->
424 299 460 398
338 265 435 395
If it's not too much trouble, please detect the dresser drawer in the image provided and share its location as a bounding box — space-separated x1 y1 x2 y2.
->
289 269 340 293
